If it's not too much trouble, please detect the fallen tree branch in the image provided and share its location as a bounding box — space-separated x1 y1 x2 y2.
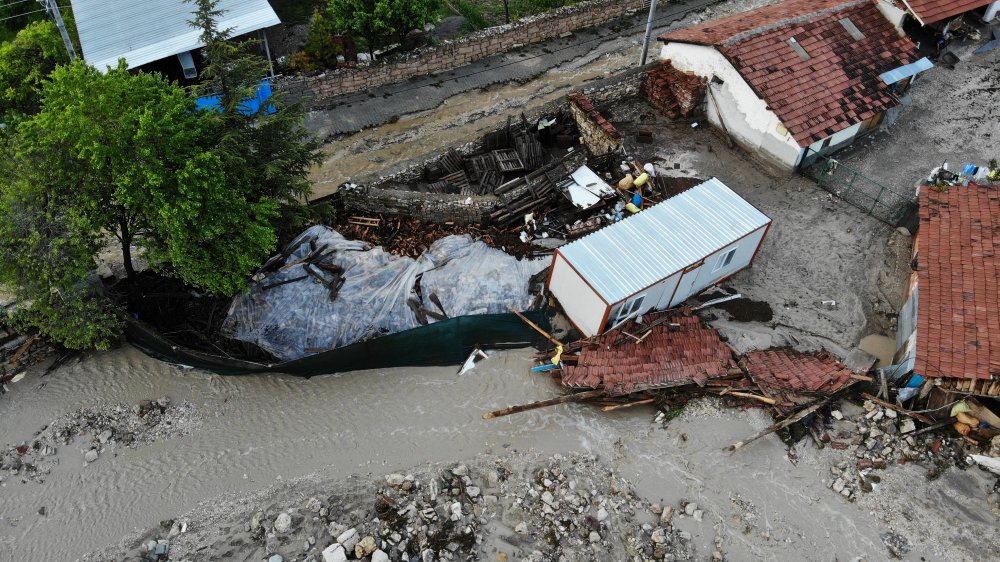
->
726 397 833 452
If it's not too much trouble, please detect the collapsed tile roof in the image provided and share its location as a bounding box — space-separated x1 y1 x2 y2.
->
744 349 855 395
659 0 921 146
900 0 994 25
561 315 736 395
915 183 1000 380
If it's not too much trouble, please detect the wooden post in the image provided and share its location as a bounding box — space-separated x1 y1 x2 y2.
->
509 307 562 347
726 397 832 452
860 393 934 425
483 390 606 419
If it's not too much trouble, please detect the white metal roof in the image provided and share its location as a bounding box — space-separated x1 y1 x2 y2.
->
70 0 281 71
557 178 771 304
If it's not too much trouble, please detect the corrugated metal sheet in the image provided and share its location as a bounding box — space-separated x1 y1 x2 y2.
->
557 177 771 304
879 57 933 85
70 0 280 71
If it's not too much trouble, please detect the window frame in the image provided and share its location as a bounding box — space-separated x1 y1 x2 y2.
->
714 248 737 272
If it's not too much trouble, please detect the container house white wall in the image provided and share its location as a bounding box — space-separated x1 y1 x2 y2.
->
547 253 609 337
658 43 804 171
604 223 769 323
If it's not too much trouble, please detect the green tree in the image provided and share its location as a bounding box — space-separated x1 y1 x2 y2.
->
328 0 389 58
0 20 69 120
382 0 440 44
187 0 321 206
292 8 343 72
326 0 439 57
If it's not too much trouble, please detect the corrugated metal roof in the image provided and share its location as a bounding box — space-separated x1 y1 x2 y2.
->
70 0 280 71
879 57 933 84
557 177 771 304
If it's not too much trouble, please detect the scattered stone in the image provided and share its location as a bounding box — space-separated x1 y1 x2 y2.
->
596 506 608 522
274 512 293 534
371 550 389 562
385 473 406 487
321 543 347 562
84 449 99 463
684 502 698 516
880 532 910 558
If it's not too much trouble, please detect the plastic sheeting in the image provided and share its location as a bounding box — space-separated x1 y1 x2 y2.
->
222 226 548 361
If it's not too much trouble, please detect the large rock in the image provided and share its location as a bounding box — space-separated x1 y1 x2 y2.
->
274 512 293 534
385 473 406 487
371 550 390 562
321 544 347 562
336 528 359 552
355 535 377 558
84 449 99 463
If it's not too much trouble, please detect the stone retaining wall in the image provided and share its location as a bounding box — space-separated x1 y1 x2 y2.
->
567 92 623 155
279 0 644 107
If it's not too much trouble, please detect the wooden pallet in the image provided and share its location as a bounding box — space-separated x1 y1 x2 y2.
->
515 133 545 171
492 149 525 174
441 170 471 195
348 216 381 227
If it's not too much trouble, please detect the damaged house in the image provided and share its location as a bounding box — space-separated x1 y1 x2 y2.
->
546 178 771 337
893 0 1000 26
893 183 1000 399
656 0 930 171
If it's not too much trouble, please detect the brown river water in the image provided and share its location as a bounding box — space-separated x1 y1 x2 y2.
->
0 344 922 562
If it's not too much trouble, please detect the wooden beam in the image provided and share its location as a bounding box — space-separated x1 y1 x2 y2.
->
860 393 934 425
483 389 606 419
509 307 562 347
726 397 833 452
601 398 655 412
716 389 777 405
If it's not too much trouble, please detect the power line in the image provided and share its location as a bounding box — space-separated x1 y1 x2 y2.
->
0 0 38 8
0 5 71 26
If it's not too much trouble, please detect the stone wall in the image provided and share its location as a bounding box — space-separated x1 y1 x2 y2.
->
567 92 623 155
279 0 644 107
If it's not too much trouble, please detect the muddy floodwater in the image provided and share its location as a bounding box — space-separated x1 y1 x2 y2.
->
4 346 995 561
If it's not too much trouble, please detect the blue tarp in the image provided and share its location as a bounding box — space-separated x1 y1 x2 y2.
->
879 57 933 85
195 79 276 115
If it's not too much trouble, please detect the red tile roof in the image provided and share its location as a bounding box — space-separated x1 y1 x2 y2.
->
744 349 855 393
561 315 736 395
915 184 1000 381
659 0 921 146
901 0 993 25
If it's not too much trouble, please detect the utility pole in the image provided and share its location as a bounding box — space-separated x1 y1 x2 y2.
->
639 0 658 66
39 0 77 61
503 0 510 25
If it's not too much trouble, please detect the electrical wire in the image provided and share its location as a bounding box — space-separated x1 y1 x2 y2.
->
0 6 45 24
0 0 38 8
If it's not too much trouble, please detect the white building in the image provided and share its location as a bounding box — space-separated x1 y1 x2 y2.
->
546 178 771 337
656 0 931 172
69 0 280 82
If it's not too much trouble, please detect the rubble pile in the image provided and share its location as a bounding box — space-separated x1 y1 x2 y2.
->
820 400 970 501
118 453 699 562
0 397 198 486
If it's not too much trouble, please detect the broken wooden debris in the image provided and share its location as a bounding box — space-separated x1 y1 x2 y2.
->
483 389 606 419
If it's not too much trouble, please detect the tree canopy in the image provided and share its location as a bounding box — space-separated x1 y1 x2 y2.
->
0 20 69 120
327 0 439 57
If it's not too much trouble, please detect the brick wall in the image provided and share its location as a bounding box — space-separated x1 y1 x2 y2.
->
567 92 623 155
642 61 707 118
279 0 644 107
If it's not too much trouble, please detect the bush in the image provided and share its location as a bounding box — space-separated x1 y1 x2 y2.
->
292 8 344 73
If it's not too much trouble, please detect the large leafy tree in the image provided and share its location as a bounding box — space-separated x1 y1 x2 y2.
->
0 20 69 120
326 0 439 57
0 62 281 347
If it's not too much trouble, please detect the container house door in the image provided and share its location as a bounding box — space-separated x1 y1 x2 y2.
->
670 262 704 307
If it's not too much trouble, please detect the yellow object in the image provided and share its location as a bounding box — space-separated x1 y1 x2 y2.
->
950 400 972 417
617 174 634 190
551 345 563 365
633 173 649 187
625 202 641 214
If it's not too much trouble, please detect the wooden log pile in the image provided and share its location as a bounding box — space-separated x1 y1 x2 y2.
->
333 215 536 259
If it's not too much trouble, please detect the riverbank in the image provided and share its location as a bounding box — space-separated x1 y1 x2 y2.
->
1 346 997 561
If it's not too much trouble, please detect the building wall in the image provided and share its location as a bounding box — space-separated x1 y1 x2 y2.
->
567 93 623 155
876 0 908 29
547 253 608 337
279 0 645 107
669 225 769 306
605 271 682 329
659 43 804 171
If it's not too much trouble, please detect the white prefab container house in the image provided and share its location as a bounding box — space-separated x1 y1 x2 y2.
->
546 178 771 337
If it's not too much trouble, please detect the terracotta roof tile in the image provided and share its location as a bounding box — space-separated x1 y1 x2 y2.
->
561 315 735 396
744 349 854 393
902 0 993 25
659 0 920 146
916 184 1000 380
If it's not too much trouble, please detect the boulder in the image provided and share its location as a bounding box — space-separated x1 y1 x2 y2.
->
355 535 376 558
84 449 99 463
321 544 347 562
274 512 293 534
336 528 359 552
372 550 390 562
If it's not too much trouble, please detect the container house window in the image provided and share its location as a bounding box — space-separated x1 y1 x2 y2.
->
715 248 737 271
614 294 646 325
